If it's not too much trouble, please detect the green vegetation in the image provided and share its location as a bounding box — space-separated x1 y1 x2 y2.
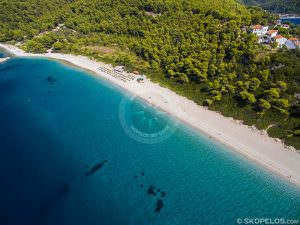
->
242 0 300 14
0 0 299 148
277 24 300 38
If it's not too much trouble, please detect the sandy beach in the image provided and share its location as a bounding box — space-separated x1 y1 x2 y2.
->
0 57 10 63
1 43 300 186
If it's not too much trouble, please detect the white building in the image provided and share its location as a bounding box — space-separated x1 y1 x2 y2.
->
274 35 287 47
258 35 271 44
251 25 269 36
266 30 278 38
285 37 300 49
281 24 290 29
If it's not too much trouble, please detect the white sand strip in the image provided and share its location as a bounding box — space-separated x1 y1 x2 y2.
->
1 43 299 187
0 57 10 63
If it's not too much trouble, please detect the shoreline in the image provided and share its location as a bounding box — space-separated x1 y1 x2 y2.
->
1 43 300 187
0 57 10 63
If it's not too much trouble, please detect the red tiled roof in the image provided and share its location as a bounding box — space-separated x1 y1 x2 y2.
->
267 30 278 34
251 25 262 30
275 35 285 39
289 37 299 41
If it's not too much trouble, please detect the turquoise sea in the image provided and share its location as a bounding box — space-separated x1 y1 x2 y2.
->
0 52 299 225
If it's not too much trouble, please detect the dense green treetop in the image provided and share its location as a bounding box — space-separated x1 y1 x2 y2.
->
242 0 300 14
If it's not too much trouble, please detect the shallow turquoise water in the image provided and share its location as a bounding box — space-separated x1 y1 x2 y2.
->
0 55 299 225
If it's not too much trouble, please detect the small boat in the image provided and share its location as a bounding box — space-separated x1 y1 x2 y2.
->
0 57 10 63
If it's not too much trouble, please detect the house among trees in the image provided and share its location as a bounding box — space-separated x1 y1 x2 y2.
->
266 30 278 38
281 24 290 29
251 24 299 49
258 35 271 44
274 35 288 47
285 37 300 49
251 25 269 36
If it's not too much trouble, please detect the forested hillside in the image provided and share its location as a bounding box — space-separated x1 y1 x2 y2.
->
242 0 300 14
0 0 299 149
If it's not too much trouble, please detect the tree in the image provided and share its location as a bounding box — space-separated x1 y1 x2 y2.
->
258 98 271 112
249 77 261 91
259 69 270 81
276 81 288 92
24 40 46 53
271 99 290 115
264 88 280 99
239 91 256 104
293 130 300 137
204 99 213 106
167 69 175 78
178 73 189 83
271 41 278 48
53 41 64 50
115 55 132 67
212 95 222 101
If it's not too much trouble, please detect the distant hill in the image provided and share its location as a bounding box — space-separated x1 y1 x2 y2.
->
242 0 300 14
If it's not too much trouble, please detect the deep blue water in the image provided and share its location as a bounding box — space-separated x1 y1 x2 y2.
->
0 54 299 225
281 18 300 25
